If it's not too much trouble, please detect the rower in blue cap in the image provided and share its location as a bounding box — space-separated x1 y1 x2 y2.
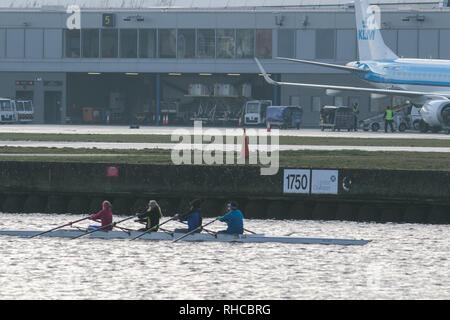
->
217 201 244 235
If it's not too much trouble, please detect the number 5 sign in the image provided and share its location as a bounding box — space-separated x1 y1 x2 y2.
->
283 169 311 194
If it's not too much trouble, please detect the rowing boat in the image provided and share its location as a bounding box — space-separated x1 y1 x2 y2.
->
0 229 371 246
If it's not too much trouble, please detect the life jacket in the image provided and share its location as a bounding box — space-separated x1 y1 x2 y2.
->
385 109 393 121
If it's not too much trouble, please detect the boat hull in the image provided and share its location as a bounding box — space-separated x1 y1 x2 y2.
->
0 229 371 246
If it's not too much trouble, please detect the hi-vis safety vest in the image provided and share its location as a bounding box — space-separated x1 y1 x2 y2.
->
385 109 393 121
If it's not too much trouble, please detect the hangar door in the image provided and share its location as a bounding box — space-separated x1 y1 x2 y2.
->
44 91 62 124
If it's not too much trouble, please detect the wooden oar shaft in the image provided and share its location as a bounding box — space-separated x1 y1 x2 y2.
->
30 216 90 238
71 215 134 240
173 218 219 243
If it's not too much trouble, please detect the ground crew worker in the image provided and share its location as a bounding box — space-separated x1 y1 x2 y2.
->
217 201 244 235
136 200 163 232
384 106 395 133
352 103 360 131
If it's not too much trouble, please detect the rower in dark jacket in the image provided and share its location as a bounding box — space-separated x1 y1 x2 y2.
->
174 199 203 233
136 200 163 232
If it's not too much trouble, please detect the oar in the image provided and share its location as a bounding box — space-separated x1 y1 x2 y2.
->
130 216 178 241
71 215 135 240
93 218 133 235
173 217 219 243
244 228 256 234
113 225 133 235
179 221 217 237
158 227 174 235
30 216 91 238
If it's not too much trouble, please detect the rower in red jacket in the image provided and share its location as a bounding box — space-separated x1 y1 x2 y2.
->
90 200 113 231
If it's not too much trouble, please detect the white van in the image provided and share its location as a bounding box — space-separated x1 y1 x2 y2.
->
15 100 34 123
0 98 17 123
244 100 272 125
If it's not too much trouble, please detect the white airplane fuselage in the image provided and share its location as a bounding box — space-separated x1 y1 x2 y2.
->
347 59 450 96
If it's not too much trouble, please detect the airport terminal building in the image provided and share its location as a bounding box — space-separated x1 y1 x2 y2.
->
1 0 450 126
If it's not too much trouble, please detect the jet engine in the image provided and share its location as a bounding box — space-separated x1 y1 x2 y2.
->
420 99 450 132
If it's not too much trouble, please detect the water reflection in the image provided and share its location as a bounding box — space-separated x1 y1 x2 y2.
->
0 213 448 299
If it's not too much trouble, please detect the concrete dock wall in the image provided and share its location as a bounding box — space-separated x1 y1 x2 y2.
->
0 161 448 224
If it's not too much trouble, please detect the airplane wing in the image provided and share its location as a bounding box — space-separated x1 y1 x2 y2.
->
275 57 368 73
255 58 448 100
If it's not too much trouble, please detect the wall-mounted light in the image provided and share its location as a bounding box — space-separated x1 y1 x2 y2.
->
416 15 425 22
124 15 144 22
275 14 285 26
344 2 355 9
301 15 309 27
168 73 182 76
402 14 425 22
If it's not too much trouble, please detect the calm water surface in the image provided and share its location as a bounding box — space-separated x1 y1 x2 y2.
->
0 213 448 300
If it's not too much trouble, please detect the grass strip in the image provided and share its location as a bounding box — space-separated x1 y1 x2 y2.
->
1 132 450 147
0 147 448 171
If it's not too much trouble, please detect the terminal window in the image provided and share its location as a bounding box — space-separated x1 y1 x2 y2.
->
120 29 138 58
236 29 254 59
61 28 273 60
177 29 195 58
139 29 157 58
101 29 118 58
197 29 215 59
65 29 80 58
159 29 176 58
256 29 272 59
216 29 235 59
82 29 99 58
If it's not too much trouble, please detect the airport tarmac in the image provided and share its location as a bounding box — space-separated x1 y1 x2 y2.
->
0 141 449 153
0 124 450 140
